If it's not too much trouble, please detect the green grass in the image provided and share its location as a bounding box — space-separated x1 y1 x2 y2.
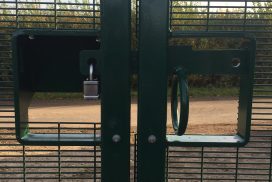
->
33 87 239 100
188 87 239 97
33 92 83 100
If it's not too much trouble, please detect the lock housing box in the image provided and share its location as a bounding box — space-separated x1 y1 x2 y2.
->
167 32 256 147
12 30 101 145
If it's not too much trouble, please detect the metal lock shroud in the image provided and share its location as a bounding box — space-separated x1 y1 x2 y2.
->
12 30 102 145
166 32 256 147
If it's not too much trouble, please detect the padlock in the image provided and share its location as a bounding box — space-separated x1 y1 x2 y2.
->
84 64 99 100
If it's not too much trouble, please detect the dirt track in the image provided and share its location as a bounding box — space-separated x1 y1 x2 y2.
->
1 98 270 181
29 98 239 134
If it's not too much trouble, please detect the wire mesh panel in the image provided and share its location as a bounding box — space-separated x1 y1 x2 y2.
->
167 0 272 181
1 0 272 181
0 0 102 181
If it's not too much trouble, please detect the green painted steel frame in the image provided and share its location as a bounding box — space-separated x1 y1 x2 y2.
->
12 0 132 180
13 0 131 179
136 0 255 179
100 0 131 181
11 0 257 181
12 30 101 146
137 0 169 181
167 32 256 147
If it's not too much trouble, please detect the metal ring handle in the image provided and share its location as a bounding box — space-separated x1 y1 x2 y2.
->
171 67 189 136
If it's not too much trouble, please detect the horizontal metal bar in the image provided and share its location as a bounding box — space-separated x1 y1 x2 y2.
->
0 104 14 107
170 31 254 38
253 95 272 98
0 63 12 65
235 179 269 181
168 150 236 153
0 110 15 112
172 24 272 28
169 161 236 165
252 107 272 110
61 178 101 180
24 121 100 125
167 178 202 180
254 78 272 81
0 178 27 180
0 86 14 89
17 21 56 24
56 21 98 25
252 113 272 115
28 128 99 130
168 155 236 159
254 83 272 87
23 155 93 158
171 0 271 2
57 15 101 19
0 93 14 96
251 118 271 121
0 116 14 118
255 61 272 64
253 89 272 92
22 160 99 163
23 150 101 153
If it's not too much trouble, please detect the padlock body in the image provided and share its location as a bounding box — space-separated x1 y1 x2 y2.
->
84 80 99 100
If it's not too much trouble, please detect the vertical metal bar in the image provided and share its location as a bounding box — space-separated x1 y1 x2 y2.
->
23 145 26 182
243 0 248 32
94 123 97 182
92 0 95 29
100 0 131 181
54 0 57 30
269 137 272 182
169 0 173 31
94 145 97 182
206 0 210 31
200 147 204 182
134 134 137 182
58 123 61 182
58 146 61 181
137 0 169 181
165 146 169 181
235 147 239 182
135 0 138 40
15 0 19 28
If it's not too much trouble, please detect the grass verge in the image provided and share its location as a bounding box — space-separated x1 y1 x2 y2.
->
33 87 239 100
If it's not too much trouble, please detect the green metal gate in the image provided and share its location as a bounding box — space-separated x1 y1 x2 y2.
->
0 0 272 181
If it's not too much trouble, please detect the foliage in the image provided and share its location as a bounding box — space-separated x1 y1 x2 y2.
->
0 0 271 88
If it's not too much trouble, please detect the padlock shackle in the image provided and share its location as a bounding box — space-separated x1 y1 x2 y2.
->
89 64 93 80
80 49 102 76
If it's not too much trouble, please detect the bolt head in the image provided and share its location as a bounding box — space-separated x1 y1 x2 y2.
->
148 135 157 144
28 35 35 40
96 38 101 43
112 134 121 143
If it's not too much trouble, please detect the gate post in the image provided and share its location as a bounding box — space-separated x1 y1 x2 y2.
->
137 0 169 181
101 0 131 181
